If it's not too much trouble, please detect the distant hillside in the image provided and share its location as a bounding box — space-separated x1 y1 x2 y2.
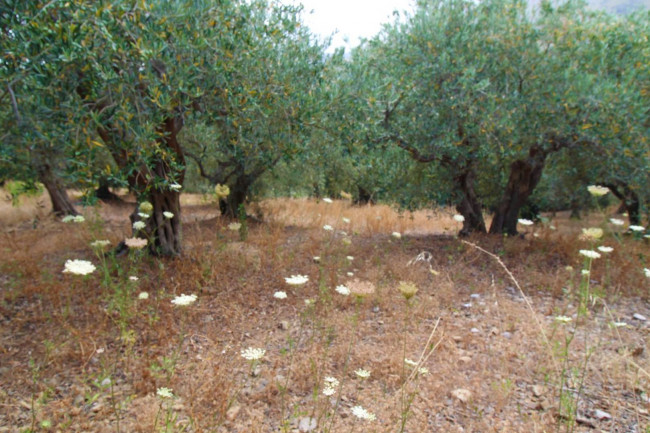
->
588 0 650 14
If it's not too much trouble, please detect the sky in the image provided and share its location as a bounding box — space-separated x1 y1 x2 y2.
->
285 0 416 52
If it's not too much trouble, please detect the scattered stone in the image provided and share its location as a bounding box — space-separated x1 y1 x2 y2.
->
489 327 498 335
252 365 262 377
452 336 463 342
593 409 612 420
462 303 472 309
633 313 647 321
451 388 472 403
226 404 241 421
502 332 513 339
298 417 317 432
532 385 545 397
459 356 472 364
470 328 480 333
278 321 289 330
470 294 480 299
372 306 380 313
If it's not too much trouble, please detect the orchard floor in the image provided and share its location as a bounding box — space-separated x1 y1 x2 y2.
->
1 190 649 432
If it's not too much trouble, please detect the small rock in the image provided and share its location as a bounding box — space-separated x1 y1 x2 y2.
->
459 356 472 363
452 336 463 342
489 327 498 335
298 417 317 432
470 328 480 333
226 404 241 421
594 409 612 420
462 303 472 309
100 378 111 387
470 294 480 299
502 332 513 339
633 313 647 321
451 388 472 403
252 365 262 377
279 321 289 330
372 306 380 313
532 385 545 397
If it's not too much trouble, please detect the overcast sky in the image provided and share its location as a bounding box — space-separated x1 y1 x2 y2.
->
285 0 416 51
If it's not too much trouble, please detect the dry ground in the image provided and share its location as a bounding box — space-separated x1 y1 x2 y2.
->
1 190 649 432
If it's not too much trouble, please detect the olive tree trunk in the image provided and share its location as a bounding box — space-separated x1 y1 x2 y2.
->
454 168 487 235
37 162 78 216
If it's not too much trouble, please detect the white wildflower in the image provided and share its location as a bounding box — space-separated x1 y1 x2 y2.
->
342 217 350 224
62 215 85 223
355 369 371 378
629 225 645 232
163 211 174 219
587 185 609 197
579 249 601 259
285 275 309 285
228 222 242 231
90 240 110 249
347 272 354 277
581 227 603 240
453 214 465 223
169 183 182 192
644 268 650 278
322 198 333 203
156 387 174 399
346 256 354 261
133 221 146 231
124 237 148 249
273 291 287 299
555 316 572 323
241 347 265 361
404 358 418 367
62 259 96 276
171 293 197 306
129 275 139 281
138 292 149 300
518 218 534 226
418 367 429 375
323 225 334 231
313 256 321 262
609 218 625 226
138 212 150 219
351 405 376 421
335 285 350 296
581 269 590 275
597 246 613 253
392 232 402 239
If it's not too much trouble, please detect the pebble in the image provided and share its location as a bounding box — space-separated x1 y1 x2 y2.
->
462 303 472 309
470 328 480 333
451 388 472 403
279 321 289 330
633 313 647 321
226 404 241 421
502 332 513 339
470 294 480 299
298 417 317 432
593 409 612 420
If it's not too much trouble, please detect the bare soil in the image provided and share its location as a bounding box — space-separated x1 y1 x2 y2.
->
0 191 649 432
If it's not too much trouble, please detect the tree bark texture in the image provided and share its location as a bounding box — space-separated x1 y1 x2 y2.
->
604 181 641 225
454 169 487 235
490 148 547 235
37 162 78 216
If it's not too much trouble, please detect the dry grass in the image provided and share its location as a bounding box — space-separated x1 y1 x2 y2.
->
0 193 649 432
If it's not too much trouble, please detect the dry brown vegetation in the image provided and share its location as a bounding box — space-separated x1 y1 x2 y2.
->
1 190 649 432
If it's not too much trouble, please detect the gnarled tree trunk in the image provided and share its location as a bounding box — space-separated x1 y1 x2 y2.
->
490 148 546 235
37 162 78 216
604 181 641 225
455 168 486 235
